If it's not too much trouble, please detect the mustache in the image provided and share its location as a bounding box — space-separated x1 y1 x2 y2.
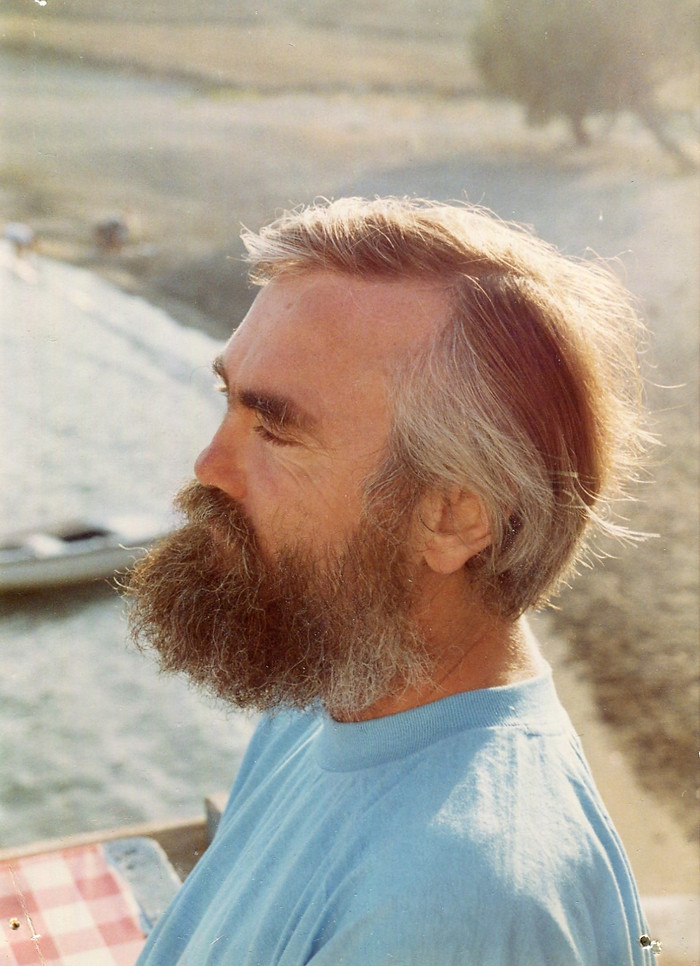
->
174 480 256 546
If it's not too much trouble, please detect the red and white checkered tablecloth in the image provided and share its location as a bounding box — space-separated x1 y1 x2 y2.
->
0 843 147 965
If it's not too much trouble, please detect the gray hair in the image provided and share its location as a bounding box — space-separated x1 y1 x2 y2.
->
242 197 648 617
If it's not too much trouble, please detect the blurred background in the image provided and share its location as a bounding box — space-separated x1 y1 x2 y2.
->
0 0 697 893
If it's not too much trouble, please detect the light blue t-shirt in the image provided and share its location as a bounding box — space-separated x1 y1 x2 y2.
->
138 670 653 965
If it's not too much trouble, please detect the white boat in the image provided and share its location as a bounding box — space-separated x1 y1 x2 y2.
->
0 515 169 592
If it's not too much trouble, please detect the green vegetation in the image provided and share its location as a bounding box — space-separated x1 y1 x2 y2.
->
472 0 698 167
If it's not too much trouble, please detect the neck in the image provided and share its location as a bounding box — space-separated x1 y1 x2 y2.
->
342 571 546 722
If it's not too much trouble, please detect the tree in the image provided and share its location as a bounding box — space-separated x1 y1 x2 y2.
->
472 0 698 167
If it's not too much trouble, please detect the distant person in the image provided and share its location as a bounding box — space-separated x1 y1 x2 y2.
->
3 221 36 257
126 197 656 964
94 215 129 254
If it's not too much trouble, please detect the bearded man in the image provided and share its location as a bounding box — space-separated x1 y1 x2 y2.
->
127 197 655 965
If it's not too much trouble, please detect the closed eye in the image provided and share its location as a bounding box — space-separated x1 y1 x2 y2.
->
216 383 294 446
253 424 294 446
211 356 317 446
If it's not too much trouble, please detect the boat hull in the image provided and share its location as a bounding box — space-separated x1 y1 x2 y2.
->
0 515 168 592
0 543 152 592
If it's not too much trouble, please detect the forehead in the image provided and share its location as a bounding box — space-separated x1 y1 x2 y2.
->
223 271 450 439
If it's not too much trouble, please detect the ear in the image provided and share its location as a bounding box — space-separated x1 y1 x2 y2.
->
418 487 492 575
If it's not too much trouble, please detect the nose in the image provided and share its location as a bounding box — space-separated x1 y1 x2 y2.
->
194 421 246 501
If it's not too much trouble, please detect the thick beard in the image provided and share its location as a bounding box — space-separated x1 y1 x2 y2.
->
124 480 432 718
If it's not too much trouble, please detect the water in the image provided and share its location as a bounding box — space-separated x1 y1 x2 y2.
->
0 246 257 848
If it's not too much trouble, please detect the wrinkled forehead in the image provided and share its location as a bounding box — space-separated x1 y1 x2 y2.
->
232 270 450 381
222 271 451 452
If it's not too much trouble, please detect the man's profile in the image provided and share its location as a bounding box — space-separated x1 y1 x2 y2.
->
126 197 654 964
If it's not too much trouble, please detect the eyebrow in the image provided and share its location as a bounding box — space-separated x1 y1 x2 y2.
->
212 356 318 434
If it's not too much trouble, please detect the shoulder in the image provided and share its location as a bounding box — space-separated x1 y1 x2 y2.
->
331 728 645 964
320 768 645 966
390 723 632 898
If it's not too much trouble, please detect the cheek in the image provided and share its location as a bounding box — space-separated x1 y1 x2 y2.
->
247 438 377 548
272 469 364 548
243 450 322 543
